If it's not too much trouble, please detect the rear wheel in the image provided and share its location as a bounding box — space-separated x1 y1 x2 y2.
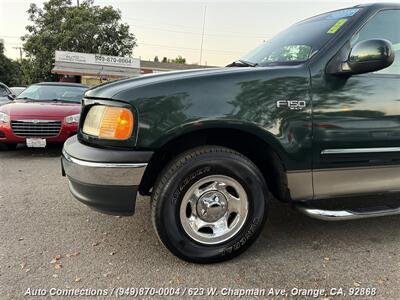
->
151 146 271 263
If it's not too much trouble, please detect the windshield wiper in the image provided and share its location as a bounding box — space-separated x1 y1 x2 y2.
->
43 98 74 103
16 97 35 101
226 60 258 67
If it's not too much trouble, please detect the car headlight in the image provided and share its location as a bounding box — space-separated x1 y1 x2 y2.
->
65 114 80 124
0 112 10 123
82 106 134 140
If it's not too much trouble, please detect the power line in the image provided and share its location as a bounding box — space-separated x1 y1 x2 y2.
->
90 0 271 36
125 17 274 38
0 27 270 39
0 36 248 54
129 24 270 39
0 35 23 39
0 16 274 40
139 42 245 54
125 17 208 31
199 5 207 65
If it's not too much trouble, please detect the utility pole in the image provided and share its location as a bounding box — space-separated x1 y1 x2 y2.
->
13 47 23 62
199 5 207 66
77 0 79 7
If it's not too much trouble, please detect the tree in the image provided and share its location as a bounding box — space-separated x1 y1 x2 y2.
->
0 42 22 86
170 55 186 64
154 56 159 62
22 0 137 82
159 56 186 64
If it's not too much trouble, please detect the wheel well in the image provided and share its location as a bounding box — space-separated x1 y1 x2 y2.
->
138 128 291 202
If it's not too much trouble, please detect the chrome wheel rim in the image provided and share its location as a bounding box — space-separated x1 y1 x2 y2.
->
179 175 249 245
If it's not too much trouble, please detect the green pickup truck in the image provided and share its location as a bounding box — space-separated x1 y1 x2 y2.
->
62 3 400 263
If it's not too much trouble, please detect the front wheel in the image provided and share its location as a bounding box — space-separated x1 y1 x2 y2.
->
151 146 270 263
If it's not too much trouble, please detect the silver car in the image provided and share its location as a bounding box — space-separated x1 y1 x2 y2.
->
0 82 15 104
9 86 26 97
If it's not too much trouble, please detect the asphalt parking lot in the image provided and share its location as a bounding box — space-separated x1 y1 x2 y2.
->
0 145 399 299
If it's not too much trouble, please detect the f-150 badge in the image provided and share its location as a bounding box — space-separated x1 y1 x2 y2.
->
276 100 306 110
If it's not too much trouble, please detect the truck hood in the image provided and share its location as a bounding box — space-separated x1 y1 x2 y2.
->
0 100 81 118
85 67 261 99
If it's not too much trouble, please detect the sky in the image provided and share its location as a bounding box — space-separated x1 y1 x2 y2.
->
0 0 392 66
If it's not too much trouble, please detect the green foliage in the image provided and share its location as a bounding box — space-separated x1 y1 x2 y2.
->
170 55 186 64
19 59 37 85
0 42 22 86
22 0 137 83
158 55 187 64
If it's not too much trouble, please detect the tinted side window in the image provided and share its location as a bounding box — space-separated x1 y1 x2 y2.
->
352 10 400 75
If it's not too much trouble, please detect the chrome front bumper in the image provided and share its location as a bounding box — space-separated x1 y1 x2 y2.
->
61 136 153 215
62 149 147 186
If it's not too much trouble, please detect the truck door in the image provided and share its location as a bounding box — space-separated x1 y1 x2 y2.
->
312 9 400 199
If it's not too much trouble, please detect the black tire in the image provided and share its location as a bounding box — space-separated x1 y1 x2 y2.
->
151 146 271 263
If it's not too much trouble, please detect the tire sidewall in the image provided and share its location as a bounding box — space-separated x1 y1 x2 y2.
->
155 151 268 263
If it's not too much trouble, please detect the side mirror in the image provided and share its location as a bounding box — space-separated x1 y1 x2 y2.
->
328 39 395 76
348 39 394 74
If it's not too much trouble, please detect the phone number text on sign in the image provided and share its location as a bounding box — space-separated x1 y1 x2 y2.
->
94 55 136 67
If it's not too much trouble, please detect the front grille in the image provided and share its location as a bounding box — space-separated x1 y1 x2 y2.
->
11 120 62 138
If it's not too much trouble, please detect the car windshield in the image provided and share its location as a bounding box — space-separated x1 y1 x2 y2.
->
240 8 361 66
10 87 26 96
17 84 87 102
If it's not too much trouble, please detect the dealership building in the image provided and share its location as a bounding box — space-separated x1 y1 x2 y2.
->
52 51 214 86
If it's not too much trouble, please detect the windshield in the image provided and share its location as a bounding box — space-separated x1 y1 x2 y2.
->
18 85 87 102
240 8 361 66
10 87 26 96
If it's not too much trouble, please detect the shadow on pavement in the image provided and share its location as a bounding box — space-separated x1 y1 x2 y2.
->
249 200 399 258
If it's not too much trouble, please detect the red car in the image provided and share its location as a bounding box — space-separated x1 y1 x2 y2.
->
0 82 87 149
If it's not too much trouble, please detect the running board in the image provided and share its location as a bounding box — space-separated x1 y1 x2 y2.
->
296 204 400 221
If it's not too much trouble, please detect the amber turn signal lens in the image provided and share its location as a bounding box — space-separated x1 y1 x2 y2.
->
83 106 134 140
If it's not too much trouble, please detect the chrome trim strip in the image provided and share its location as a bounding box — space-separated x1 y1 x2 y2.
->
315 164 400 172
296 204 400 221
321 147 400 155
62 149 147 186
62 149 147 169
15 119 59 123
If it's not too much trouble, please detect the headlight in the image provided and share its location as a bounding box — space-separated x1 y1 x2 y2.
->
82 106 134 140
65 114 80 124
0 112 10 123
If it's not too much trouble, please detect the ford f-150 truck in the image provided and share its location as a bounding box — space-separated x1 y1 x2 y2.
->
62 3 400 263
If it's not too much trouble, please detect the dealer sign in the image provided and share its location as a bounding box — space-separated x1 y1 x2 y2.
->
55 51 140 69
